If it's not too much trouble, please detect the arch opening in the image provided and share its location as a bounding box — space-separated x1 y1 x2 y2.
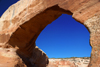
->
6 5 75 67
36 14 91 58
7 5 73 53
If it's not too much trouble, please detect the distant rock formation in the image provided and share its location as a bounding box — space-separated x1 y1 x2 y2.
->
48 58 90 67
0 0 100 67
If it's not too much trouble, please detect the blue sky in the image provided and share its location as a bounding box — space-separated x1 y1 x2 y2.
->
0 0 91 58
36 14 91 58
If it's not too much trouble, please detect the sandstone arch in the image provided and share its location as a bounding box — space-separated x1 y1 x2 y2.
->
0 0 100 67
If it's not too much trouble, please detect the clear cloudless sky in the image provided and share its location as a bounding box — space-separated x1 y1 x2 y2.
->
0 0 92 58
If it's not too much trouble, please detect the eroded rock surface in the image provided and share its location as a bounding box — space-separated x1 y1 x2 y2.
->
0 0 100 67
84 15 100 67
0 48 26 67
0 45 48 67
48 58 90 67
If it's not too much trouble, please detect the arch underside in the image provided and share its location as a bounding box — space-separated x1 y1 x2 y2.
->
0 0 100 67
7 5 72 67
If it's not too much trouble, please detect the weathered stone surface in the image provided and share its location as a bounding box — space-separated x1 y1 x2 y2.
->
48 58 90 67
84 15 100 67
0 48 26 67
0 0 100 67
48 59 77 67
29 46 49 67
0 45 48 67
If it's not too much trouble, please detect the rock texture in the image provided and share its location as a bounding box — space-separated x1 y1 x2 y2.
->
84 15 100 67
0 48 26 67
0 0 100 67
48 59 77 67
48 58 90 67
0 45 48 67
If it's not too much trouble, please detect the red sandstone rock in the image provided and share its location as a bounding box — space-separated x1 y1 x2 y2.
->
48 59 77 67
48 58 90 67
0 0 100 67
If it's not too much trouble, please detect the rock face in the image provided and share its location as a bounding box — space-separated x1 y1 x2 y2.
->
0 46 48 67
0 48 27 67
0 0 100 67
48 58 90 67
48 59 77 67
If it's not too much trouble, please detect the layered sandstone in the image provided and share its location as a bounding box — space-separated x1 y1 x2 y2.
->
0 0 100 67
